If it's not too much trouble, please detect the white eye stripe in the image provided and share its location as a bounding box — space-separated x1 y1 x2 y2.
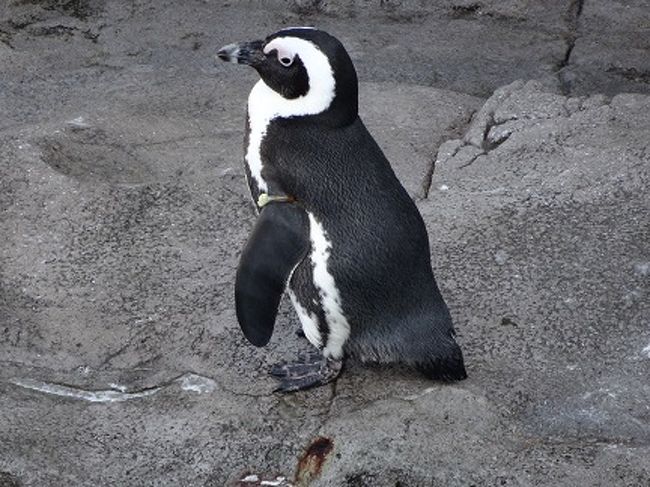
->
264 39 297 67
246 36 336 189
250 36 336 115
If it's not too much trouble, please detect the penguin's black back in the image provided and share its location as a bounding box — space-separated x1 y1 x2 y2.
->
260 114 466 380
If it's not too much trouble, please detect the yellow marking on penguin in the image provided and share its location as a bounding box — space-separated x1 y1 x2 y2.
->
257 193 295 208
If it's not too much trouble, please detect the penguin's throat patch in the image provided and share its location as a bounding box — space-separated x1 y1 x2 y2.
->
245 45 335 194
257 192 295 208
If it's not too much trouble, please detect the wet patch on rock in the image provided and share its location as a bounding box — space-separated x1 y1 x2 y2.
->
38 125 152 183
36 119 201 184
449 3 482 19
294 436 334 486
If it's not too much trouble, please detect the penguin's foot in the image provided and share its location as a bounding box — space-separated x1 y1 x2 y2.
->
270 352 342 393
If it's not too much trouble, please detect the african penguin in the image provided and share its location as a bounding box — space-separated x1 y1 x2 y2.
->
217 27 466 392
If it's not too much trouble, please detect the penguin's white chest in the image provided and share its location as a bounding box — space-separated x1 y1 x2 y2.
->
245 81 274 193
244 68 336 195
245 72 347 358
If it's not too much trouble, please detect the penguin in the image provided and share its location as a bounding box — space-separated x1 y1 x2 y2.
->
217 27 466 392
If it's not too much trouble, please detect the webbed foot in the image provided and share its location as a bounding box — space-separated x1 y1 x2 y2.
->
270 351 342 393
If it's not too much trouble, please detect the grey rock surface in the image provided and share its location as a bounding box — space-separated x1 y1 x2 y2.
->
562 0 650 96
1 1 649 486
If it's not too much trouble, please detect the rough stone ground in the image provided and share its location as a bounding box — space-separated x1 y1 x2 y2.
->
0 1 648 486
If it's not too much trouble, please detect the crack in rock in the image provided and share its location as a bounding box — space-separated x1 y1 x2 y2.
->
557 0 586 94
419 109 477 199
463 80 524 149
477 113 517 152
7 372 220 402
238 473 293 486
8 377 162 402
457 150 485 169
429 80 530 173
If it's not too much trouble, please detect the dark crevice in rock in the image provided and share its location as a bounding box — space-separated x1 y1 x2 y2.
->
98 341 133 367
17 0 100 21
29 24 77 37
0 28 15 48
3 20 100 44
7 18 38 30
418 142 443 200
1 1 102 51
442 143 463 167
481 115 513 152
558 42 574 71
449 3 481 19
419 109 477 199
458 151 484 169
606 66 650 84
447 3 526 23
426 108 516 174
481 113 497 150
557 0 585 95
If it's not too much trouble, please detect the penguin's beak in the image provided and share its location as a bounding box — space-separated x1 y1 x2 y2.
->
216 40 264 66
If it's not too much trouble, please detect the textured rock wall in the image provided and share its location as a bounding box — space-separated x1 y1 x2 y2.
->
1 1 648 486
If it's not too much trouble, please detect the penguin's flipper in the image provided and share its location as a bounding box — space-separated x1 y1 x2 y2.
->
235 203 309 347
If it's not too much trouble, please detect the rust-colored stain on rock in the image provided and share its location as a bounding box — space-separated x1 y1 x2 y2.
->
294 436 334 485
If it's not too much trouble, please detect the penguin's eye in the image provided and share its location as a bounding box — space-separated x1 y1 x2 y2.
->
279 56 293 67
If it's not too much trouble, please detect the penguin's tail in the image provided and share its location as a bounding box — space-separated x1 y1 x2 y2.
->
346 311 468 381
413 337 467 382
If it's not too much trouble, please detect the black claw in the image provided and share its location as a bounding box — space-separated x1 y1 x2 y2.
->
269 362 291 378
269 354 343 393
274 376 323 393
269 351 322 377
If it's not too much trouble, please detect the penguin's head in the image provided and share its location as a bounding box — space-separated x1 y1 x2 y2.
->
217 28 358 126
